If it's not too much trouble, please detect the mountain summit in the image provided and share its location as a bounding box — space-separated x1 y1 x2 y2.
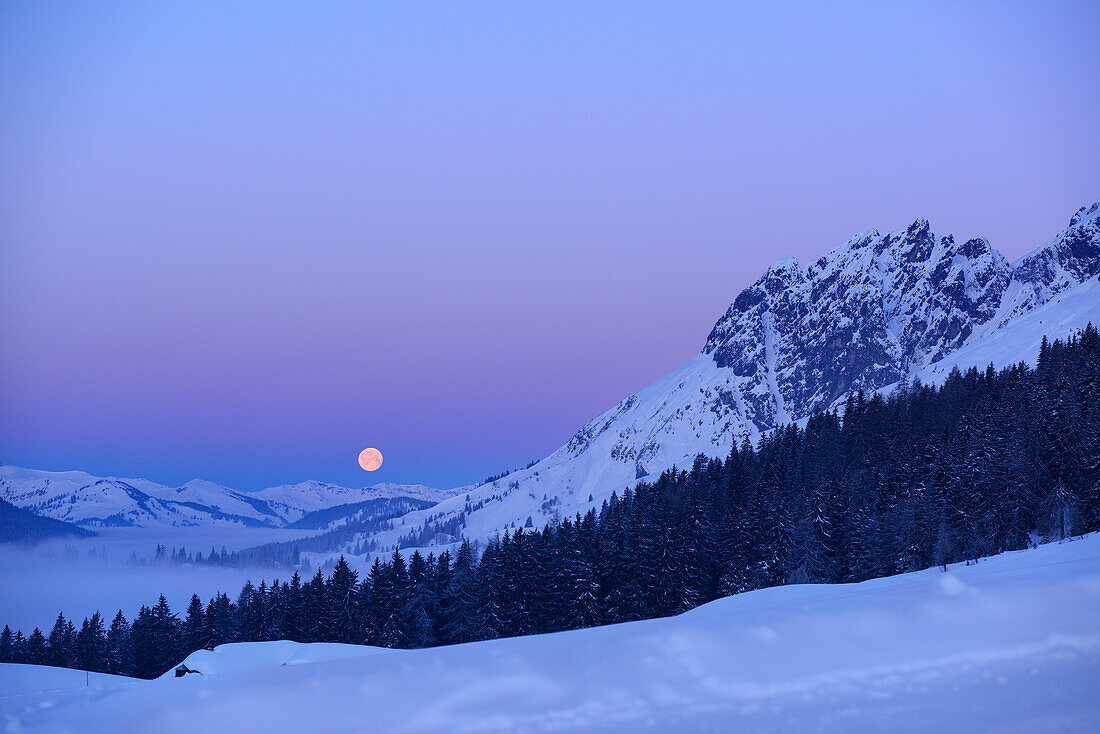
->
701 203 1100 431
565 203 1100 479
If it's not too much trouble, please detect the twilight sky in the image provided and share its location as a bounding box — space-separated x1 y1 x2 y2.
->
2 2 1098 490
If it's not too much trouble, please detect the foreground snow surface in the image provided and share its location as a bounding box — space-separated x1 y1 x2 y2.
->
3 536 1100 733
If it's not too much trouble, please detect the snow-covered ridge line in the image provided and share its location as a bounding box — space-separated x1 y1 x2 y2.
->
0 466 455 529
356 203 1100 555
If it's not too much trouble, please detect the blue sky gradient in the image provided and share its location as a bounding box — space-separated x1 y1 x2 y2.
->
2 2 1098 489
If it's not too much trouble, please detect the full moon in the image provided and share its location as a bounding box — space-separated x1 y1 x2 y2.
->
358 447 383 472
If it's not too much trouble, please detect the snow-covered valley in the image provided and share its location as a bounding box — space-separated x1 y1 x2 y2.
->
4 534 1099 733
0 527 320 632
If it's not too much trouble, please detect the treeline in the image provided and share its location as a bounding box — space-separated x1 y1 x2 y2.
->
0 498 94 545
287 497 435 530
238 498 438 560
396 514 465 549
3 327 1099 679
480 458 540 486
128 543 308 571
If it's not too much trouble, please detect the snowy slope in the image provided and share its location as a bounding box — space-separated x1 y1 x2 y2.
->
0 664 131 699
361 204 1100 551
5 534 1099 733
252 481 452 524
891 274 1100 390
160 640 398 677
0 467 268 529
0 466 450 530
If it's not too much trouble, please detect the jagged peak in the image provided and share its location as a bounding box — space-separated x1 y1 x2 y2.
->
766 256 799 274
1069 202 1100 228
821 218 937 267
956 236 999 261
1012 202 1100 277
705 204 1098 369
845 229 880 247
906 216 932 236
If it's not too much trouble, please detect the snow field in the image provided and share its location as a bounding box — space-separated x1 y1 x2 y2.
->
3 533 1099 733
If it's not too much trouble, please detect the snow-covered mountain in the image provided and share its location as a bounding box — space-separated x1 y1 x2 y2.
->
701 201 1100 426
6 204 1098 545
0 466 451 529
253 481 448 524
360 204 1100 550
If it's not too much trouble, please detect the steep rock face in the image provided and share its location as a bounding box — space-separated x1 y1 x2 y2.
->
701 218 1018 424
701 205 1100 428
1003 202 1100 322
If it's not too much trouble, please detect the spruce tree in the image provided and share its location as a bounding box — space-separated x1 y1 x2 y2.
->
106 610 131 676
12 630 27 664
47 612 74 668
183 594 207 652
27 628 47 665
75 613 107 673
0 625 13 663
325 557 360 643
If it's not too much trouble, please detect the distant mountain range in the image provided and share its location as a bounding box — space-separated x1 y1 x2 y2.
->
4 203 1099 551
0 466 454 529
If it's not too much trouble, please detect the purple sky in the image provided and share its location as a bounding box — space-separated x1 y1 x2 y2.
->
2 2 1098 490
